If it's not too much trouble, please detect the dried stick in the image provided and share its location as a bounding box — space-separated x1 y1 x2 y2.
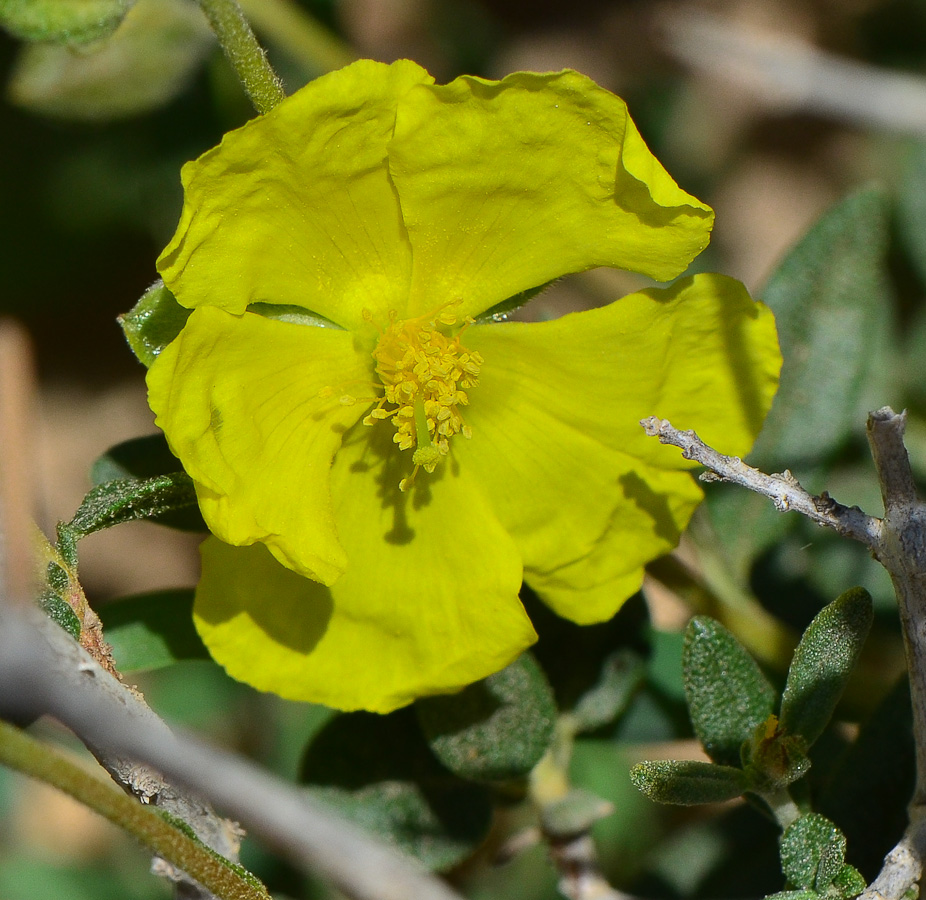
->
641 409 926 900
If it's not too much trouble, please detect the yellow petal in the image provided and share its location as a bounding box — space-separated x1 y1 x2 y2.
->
147 306 373 584
459 273 780 623
158 59 431 330
193 422 536 712
389 69 713 320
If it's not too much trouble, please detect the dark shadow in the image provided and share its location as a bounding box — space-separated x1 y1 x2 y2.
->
618 469 683 548
340 411 446 546
194 540 334 657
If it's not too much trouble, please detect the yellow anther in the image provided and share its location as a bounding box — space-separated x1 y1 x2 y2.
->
364 302 482 488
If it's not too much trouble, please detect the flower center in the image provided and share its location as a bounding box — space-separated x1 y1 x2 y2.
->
363 305 482 491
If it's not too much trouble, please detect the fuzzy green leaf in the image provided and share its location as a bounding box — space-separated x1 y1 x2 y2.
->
831 864 866 899
0 0 133 44
99 589 208 671
779 588 873 747
38 590 81 640
750 188 892 467
68 473 198 538
683 616 777 766
780 814 847 892
416 652 556 782
119 280 191 368
630 759 748 806
92 434 206 531
300 708 492 871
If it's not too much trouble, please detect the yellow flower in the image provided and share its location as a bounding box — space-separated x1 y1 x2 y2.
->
147 59 780 712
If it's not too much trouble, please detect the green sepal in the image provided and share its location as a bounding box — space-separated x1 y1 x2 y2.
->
0 0 133 45
67 473 199 538
246 302 343 329
99 589 208 671
300 708 492 871
119 280 191 368
539 787 614 838
571 648 646 733
779 588 873 748
38 589 81 640
629 759 748 806
474 281 555 324
780 813 848 892
415 652 556 783
92 434 206 531
682 616 776 766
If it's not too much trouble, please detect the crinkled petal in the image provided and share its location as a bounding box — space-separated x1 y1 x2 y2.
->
389 69 713 320
193 423 535 712
157 59 431 330
147 307 373 584
458 273 780 623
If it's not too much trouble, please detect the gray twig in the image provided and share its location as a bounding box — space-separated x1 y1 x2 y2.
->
639 416 881 549
0 602 463 900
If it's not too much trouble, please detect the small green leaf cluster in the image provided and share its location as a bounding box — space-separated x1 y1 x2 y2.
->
770 814 866 900
631 588 872 900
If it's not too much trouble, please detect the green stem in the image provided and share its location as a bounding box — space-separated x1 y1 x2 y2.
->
0 720 269 900
197 0 285 114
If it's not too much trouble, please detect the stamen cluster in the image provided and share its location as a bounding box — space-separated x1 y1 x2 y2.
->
364 307 482 480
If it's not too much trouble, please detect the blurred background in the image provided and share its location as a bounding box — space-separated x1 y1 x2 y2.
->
2 0 926 897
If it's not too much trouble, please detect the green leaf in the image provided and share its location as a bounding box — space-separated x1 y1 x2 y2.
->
683 617 777 766
571 648 646 733
779 814 847 892
831 864 866 900
92 434 206 531
0 0 133 45
119 280 191 367
8 0 213 121
38 590 81 640
99 589 208 671
300 708 492 871
630 759 748 806
750 187 892 467
779 588 873 747
67 473 199 538
416 652 556 782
